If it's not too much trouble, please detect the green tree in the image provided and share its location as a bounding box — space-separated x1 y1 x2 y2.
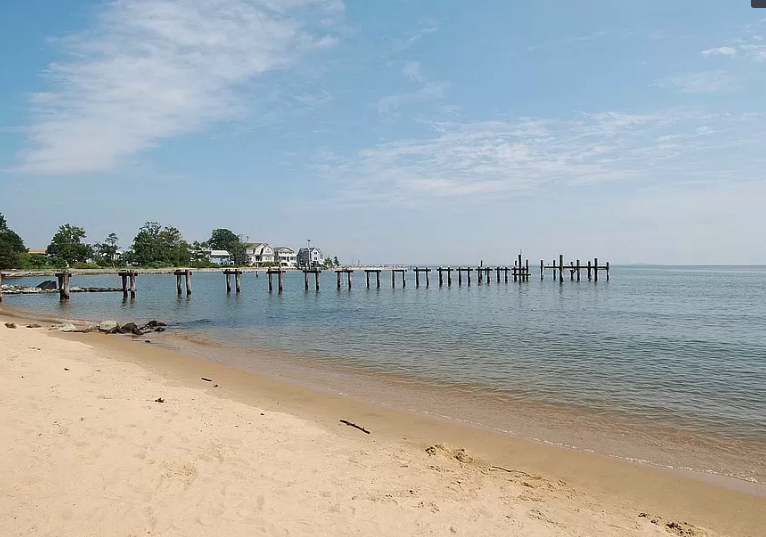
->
46 224 92 266
333 256 340 267
208 228 246 265
0 212 28 269
130 222 191 267
93 233 120 267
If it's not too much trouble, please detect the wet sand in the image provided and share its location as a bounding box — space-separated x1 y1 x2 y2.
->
1 312 765 536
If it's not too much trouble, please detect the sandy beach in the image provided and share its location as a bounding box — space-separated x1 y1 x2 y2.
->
1 313 764 537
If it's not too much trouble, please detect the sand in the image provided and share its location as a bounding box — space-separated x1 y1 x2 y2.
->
1 315 764 537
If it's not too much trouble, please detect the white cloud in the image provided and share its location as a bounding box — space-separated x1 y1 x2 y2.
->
315 111 766 206
654 71 736 93
701 46 738 57
376 62 448 119
741 44 766 61
19 0 343 175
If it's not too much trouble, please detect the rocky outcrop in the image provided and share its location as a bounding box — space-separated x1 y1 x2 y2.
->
98 320 119 333
4 322 17 329
54 322 79 333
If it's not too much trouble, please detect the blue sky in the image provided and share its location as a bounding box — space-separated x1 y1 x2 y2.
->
1 0 765 264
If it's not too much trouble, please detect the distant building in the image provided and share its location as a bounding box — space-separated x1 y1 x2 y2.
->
274 247 297 268
245 243 275 266
209 250 232 265
297 247 324 268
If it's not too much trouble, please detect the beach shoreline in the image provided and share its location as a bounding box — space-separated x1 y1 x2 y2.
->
1 309 765 536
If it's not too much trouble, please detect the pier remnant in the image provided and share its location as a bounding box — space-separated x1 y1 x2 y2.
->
119 270 137 298
268 268 285 293
174 270 192 295
304 268 321 291
223 269 242 293
55 271 72 300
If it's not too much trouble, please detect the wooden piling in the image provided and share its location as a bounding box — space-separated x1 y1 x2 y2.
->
570 261 575 281
337 271 341 289
587 260 592 280
576 259 581 281
458 269 462 286
559 254 564 283
366 271 371 288
269 271 274 293
525 259 529 281
478 267 483 284
393 270 397 288
226 271 232 293
376 271 381 288
315 271 320 291
347 270 352 290
304 271 310 290
176 273 183 295
56 272 71 300
606 261 610 281
185 271 192 295
438 267 444 287
467 268 471 286
279 270 284 293
447 267 452 286
594 258 599 282
415 269 420 288
235 271 241 293
121 274 128 298
540 260 544 280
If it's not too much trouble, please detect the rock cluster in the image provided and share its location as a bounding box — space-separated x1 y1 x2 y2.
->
50 320 168 335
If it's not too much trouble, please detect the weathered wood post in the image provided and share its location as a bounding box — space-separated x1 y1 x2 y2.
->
57 272 71 300
392 270 396 288
504 267 508 283
225 271 232 293
467 268 471 286
552 259 557 281
448 267 452 286
304 271 310 290
121 274 128 298
559 254 564 283
278 270 284 293
235 271 241 293
315 271 320 291
587 260 592 280
337 270 341 289
376 271 381 288
415 269 420 288
176 272 183 295
606 262 610 281
570 261 575 281
366 271 371 288
438 267 444 287
401 270 406 288
478 267 483 284
525 259 529 281
576 259 581 281
268 271 274 293
458 268 462 286
425 268 430 288
185 270 192 295
594 258 599 282
540 260 544 280
347 270 352 290
496 266 501 283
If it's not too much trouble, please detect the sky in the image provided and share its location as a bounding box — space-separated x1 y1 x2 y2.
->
1 0 765 265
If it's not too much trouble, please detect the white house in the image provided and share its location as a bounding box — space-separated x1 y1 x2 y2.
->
245 243 275 266
209 250 232 265
297 247 324 268
274 247 297 268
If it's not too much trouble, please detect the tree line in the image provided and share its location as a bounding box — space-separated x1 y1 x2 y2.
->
0 213 340 270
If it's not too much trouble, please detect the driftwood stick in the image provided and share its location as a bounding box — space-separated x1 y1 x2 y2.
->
490 466 529 476
340 419 371 434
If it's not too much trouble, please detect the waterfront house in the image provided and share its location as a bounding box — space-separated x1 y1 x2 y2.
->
209 250 232 265
245 243 275 266
297 247 324 268
274 247 297 268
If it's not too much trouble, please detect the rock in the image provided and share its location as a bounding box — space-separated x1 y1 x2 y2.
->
26 324 42 329
120 322 143 336
144 320 167 328
54 322 79 332
83 324 99 333
36 280 58 290
154 327 166 333
97 320 119 333
4 322 17 329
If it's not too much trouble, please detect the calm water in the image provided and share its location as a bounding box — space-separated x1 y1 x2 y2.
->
5 266 766 483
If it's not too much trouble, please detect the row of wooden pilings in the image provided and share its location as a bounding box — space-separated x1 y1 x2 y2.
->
0 255 609 301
